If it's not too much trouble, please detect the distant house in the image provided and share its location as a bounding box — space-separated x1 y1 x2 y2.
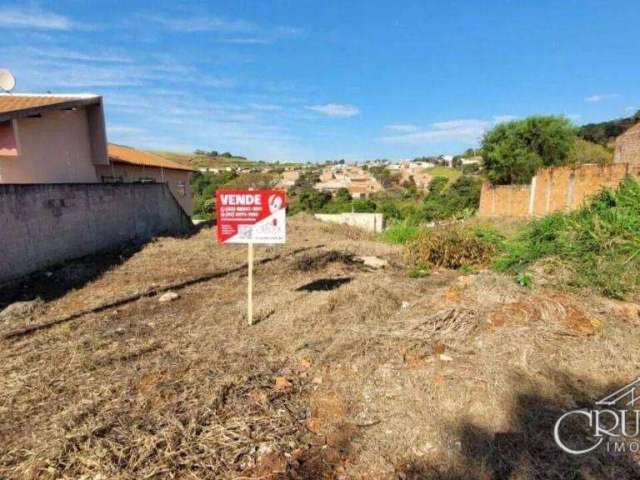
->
314 178 350 194
460 155 482 166
441 155 454 167
348 177 382 198
98 144 195 215
0 93 194 215
0 93 108 183
614 123 640 165
277 169 300 190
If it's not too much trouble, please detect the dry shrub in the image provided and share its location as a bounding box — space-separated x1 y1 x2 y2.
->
405 224 498 270
319 222 374 241
293 250 357 272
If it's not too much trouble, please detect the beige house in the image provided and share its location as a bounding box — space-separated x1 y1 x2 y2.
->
0 94 108 182
0 93 194 215
277 169 300 190
614 123 640 165
348 176 382 199
98 144 194 214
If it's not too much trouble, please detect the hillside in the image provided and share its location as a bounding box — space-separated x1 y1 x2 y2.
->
579 111 640 147
151 151 303 170
151 150 257 169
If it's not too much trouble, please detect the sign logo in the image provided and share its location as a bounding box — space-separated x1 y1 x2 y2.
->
554 378 640 455
216 189 286 244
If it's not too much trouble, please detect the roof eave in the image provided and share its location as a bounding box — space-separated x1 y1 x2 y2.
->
109 158 195 172
0 96 102 123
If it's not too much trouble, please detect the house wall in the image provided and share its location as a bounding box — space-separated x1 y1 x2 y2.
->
0 183 192 284
478 163 640 218
0 108 106 183
614 124 640 165
95 163 193 215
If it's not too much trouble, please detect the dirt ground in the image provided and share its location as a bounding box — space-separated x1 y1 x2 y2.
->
2 214 640 479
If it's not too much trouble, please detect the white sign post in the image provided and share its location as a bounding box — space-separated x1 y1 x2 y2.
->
247 242 254 325
216 189 286 326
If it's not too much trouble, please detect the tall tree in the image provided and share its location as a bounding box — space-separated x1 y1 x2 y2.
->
482 116 577 184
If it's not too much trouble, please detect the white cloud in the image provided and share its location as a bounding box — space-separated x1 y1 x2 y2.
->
585 93 620 103
385 124 419 132
492 115 518 123
625 106 638 113
380 118 492 145
248 103 283 111
228 113 257 122
147 14 255 34
197 76 236 88
17 46 133 64
306 103 360 118
107 125 146 135
146 13 302 44
220 38 272 45
0 5 72 30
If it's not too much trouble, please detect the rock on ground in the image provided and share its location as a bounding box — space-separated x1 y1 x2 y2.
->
356 256 389 269
158 291 180 303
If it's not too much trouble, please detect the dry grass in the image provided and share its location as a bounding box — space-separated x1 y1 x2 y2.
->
405 224 498 270
1 216 640 479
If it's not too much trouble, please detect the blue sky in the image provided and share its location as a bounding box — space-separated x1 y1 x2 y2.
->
2 1 638 162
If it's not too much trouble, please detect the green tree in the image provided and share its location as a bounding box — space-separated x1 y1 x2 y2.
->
428 176 449 196
401 178 419 199
190 171 238 218
446 175 483 212
380 199 401 220
335 188 352 203
297 189 332 211
421 175 482 221
482 116 577 185
568 138 613 166
352 198 377 213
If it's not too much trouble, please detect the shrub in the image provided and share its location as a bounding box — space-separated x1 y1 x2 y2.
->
295 189 332 212
190 171 238 219
380 221 421 245
352 198 377 213
494 177 640 298
482 116 577 185
421 175 483 222
405 224 500 270
335 188 352 203
380 199 402 221
568 138 613 166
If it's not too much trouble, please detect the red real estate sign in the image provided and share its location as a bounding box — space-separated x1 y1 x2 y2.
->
216 189 286 244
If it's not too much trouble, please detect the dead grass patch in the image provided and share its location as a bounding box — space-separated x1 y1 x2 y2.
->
405 224 498 270
2 216 640 479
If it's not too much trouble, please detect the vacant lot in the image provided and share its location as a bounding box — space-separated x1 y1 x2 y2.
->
1 215 640 479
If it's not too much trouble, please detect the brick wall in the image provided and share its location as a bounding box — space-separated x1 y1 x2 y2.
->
0 183 192 283
614 124 640 165
479 163 640 218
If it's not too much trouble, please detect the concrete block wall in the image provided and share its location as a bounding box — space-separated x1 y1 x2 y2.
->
0 183 191 283
314 213 385 233
479 163 640 218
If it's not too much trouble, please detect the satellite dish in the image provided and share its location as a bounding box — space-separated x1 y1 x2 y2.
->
0 70 16 93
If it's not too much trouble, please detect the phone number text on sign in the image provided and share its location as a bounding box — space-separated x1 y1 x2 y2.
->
215 189 286 244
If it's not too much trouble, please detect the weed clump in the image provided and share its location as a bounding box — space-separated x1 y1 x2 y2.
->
405 224 501 270
494 177 640 299
380 221 421 245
